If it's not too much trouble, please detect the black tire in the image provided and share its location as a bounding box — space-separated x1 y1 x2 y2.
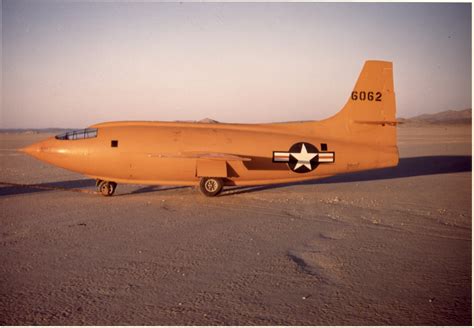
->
97 180 106 193
199 177 223 197
109 182 117 195
99 181 117 196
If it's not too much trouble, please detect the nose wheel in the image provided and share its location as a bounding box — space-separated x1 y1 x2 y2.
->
199 177 224 197
96 180 117 196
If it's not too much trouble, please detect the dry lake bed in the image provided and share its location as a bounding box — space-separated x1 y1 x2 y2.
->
0 124 471 325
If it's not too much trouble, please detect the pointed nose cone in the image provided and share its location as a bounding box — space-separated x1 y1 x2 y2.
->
19 143 41 156
19 139 53 161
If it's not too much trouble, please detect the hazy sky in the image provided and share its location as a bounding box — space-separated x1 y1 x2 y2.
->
2 1 472 128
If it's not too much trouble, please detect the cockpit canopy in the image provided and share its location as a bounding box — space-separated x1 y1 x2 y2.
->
55 128 98 140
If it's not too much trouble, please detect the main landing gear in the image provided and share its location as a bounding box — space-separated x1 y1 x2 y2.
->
96 180 117 196
199 177 224 197
94 178 223 197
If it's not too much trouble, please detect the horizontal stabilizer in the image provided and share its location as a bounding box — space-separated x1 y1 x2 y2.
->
354 120 401 126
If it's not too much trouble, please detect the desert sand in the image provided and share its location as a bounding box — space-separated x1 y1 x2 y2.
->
0 123 471 325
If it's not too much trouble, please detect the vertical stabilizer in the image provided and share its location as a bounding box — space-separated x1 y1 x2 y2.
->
342 60 396 124
334 60 399 168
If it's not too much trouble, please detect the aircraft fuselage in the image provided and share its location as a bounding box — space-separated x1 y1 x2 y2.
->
21 60 399 196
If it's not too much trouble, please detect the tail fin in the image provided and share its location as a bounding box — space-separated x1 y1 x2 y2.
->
336 60 399 168
342 60 397 125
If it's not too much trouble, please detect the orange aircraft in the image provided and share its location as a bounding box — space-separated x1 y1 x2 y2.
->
21 60 399 197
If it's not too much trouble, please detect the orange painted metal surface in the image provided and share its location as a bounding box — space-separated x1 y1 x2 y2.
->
21 60 399 190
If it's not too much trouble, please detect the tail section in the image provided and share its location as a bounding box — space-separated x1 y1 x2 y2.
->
274 60 398 170
343 60 397 125
334 60 399 168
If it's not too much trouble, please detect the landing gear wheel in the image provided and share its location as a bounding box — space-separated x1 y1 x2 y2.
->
98 181 117 196
199 177 223 197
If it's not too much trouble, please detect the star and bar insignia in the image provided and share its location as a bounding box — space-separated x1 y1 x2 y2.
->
273 142 335 173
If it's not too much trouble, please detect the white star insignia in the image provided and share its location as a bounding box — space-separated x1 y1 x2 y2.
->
291 143 318 170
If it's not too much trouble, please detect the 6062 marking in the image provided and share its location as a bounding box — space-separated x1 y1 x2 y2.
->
351 91 382 102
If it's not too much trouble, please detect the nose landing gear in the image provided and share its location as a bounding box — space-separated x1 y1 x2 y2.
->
96 180 117 196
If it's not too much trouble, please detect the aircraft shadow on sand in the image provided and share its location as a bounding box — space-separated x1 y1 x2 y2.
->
0 155 470 197
0 179 98 197
222 155 472 196
0 179 189 197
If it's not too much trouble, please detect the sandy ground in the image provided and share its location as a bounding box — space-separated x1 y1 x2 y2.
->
0 124 471 325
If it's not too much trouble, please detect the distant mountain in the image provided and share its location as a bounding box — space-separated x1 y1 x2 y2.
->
174 118 220 124
400 109 471 124
198 118 220 124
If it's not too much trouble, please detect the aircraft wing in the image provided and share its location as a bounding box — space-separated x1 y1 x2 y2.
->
148 152 252 162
